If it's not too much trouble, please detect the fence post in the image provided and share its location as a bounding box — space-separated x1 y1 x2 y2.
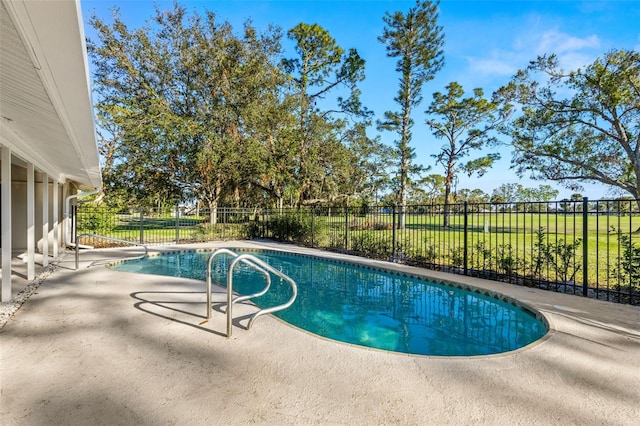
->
344 207 349 250
175 204 180 244
263 209 268 238
139 207 144 244
71 204 77 244
311 207 315 247
463 201 469 276
392 205 397 260
582 197 589 296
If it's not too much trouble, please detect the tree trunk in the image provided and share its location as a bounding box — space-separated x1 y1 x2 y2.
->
277 195 283 214
443 184 451 227
443 158 455 227
233 184 240 207
398 155 409 230
209 199 218 225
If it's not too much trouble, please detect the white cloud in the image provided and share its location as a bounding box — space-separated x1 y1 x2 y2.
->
536 30 600 55
459 24 605 84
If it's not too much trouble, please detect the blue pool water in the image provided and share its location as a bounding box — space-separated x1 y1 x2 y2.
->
113 250 548 356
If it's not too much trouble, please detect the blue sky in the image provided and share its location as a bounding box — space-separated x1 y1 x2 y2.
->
81 0 640 200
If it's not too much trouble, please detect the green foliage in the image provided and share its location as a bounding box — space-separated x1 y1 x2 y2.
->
419 242 440 266
532 227 551 276
191 223 250 241
349 221 393 231
89 5 382 210
283 22 371 206
350 233 394 258
472 241 493 270
378 0 445 226
496 244 518 276
496 48 640 201
530 226 582 282
77 208 117 235
448 247 465 268
425 81 508 226
398 237 438 264
547 238 582 283
268 213 313 243
614 234 640 287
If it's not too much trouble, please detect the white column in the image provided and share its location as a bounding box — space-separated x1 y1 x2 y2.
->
27 163 35 280
1 146 12 302
42 173 49 267
53 181 59 258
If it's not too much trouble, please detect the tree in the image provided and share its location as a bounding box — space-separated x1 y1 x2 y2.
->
568 192 585 211
496 49 640 209
457 188 489 204
335 123 393 205
88 5 383 213
418 173 445 205
491 183 522 207
532 185 560 203
519 184 559 212
283 23 369 207
426 82 508 226
88 9 188 208
378 0 445 228
89 5 285 217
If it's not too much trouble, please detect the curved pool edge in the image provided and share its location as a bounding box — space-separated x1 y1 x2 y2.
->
106 242 555 359
241 246 556 360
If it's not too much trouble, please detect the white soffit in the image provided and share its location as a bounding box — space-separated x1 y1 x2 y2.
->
0 0 101 189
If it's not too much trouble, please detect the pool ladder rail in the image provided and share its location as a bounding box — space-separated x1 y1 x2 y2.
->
205 249 298 338
75 233 148 269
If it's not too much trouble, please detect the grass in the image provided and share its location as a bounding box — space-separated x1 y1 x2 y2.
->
313 211 640 293
76 206 639 300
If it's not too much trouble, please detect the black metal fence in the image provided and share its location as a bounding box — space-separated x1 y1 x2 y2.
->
72 205 258 247
74 199 640 305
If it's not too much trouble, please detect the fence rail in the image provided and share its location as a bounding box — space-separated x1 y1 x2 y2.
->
73 199 640 305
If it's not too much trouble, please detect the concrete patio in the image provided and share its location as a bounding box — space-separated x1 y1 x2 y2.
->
1 241 639 425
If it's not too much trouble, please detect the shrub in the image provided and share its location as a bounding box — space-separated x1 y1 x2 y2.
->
398 238 440 267
373 222 393 230
449 247 465 268
472 241 492 271
77 207 117 235
191 223 250 241
350 233 393 258
532 227 552 277
613 234 640 289
548 238 582 283
496 244 518 276
348 221 392 231
268 213 313 243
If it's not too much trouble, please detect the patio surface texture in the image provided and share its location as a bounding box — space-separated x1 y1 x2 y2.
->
1 241 639 425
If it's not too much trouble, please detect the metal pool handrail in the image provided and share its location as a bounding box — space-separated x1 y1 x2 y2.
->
205 249 298 338
75 233 148 270
205 248 271 320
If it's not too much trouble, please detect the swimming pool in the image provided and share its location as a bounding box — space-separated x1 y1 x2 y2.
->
112 249 548 356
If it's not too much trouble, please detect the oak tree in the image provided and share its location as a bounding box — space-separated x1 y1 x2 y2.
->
496 49 640 208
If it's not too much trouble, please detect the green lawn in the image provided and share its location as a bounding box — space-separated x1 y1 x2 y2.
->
76 207 639 295
313 211 640 291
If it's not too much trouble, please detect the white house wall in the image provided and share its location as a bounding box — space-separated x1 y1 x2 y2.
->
1 0 101 301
